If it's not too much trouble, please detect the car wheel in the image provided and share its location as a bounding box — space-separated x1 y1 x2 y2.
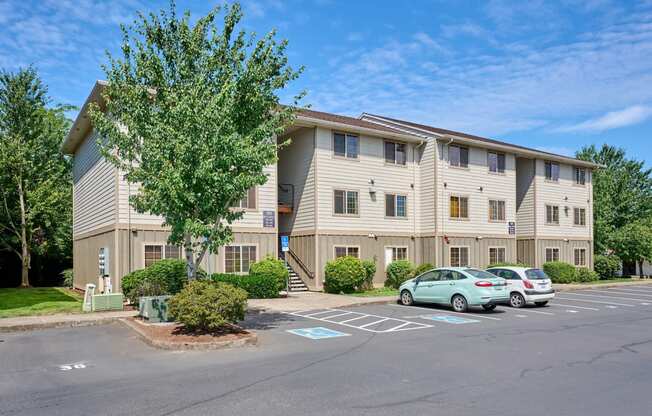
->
482 304 497 311
451 295 468 312
535 301 548 307
509 292 526 308
400 290 414 306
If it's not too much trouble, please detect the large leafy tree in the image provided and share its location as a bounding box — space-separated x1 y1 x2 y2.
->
612 220 652 278
576 144 652 254
0 68 72 287
90 2 302 278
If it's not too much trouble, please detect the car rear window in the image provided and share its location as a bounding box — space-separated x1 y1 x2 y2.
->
465 269 500 279
525 269 549 280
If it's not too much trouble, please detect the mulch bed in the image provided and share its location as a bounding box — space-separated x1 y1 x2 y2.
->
122 317 257 350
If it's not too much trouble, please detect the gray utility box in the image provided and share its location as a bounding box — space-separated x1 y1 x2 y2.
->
139 296 173 323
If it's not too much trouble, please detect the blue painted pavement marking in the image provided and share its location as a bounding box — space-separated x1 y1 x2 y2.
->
286 327 351 340
420 315 480 324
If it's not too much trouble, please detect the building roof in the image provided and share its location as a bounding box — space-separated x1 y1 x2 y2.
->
361 113 600 168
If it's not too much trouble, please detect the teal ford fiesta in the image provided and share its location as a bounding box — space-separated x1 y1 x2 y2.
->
399 267 509 312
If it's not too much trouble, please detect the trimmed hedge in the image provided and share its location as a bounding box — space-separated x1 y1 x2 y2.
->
211 273 280 299
249 256 288 292
361 259 377 290
120 259 206 304
121 269 151 303
413 263 434 277
385 260 415 289
168 280 247 331
542 261 577 284
324 256 366 294
594 254 621 280
576 267 599 283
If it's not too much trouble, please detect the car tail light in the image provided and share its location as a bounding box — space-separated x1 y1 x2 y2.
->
475 281 493 287
523 280 534 289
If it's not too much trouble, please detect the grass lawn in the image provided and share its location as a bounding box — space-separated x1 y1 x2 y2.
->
577 278 640 285
349 287 399 297
0 287 83 319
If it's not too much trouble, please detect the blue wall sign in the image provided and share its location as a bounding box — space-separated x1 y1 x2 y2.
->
281 235 289 252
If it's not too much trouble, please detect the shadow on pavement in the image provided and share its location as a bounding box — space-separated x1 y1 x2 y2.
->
240 310 300 331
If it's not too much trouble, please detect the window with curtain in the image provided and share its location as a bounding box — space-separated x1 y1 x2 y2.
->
450 195 469 219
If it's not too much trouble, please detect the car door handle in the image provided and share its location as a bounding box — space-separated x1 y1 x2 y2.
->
449 282 455 286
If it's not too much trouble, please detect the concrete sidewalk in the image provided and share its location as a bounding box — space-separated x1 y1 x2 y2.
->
555 279 652 292
0 310 137 333
248 292 397 313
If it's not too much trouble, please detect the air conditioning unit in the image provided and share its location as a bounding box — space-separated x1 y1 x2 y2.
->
139 295 173 323
91 293 124 311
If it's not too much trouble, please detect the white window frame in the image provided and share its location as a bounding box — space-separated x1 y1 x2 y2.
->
450 246 470 267
384 140 407 166
333 245 360 259
545 161 560 182
333 189 359 216
488 199 506 222
224 244 258 274
333 132 359 159
545 204 560 225
545 247 560 263
385 193 408 218
573 207 587 226
449 144 469 168
574 167 586 186
143 243 182 268
450 195 470 220
488 247 506 265
487 151 506 174
574 248 587 266
234 187 258 210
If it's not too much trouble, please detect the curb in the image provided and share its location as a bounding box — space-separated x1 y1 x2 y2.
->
119 318 258 351
0 313 137 333
554 280 652 292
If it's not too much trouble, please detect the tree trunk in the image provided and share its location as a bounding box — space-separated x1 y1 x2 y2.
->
18 181 30 288
184 233 196 280
639 260 644 279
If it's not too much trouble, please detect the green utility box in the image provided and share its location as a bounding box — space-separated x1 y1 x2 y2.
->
91 293 124 311
139 296 173 323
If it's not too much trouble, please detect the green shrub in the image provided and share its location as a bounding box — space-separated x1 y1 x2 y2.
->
324 256 366 294
413 263 434 277
486 262 530 269
385 260 415 289
168 280 247 331
594 254 621 280
361 259 377 290
120 259 206 304
249 256 288 292
576 267 599 282
131 279 167 299
121 269 151 302
211 273 280 299
60 269 74 288
543 261 577 284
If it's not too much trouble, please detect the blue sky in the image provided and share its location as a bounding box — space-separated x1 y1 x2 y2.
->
1 0 651 164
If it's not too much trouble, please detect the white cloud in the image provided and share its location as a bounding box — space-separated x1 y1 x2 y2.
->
347 32 364 42
556 105 652 132
413 32 447 53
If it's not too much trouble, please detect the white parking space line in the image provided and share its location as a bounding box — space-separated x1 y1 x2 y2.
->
521 309 555 316
303 310 338 317
566 310 579 313
288 309 433 333
550 303 600 311
359 318 390 329
556 296 634 307
569 291 652 303
515 314 528 318
319 312 355 320
391 304 502 321
339 315 370 324
604 288 652 296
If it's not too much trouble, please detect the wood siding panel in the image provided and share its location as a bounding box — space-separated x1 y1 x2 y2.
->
287 234 317 289
517 239 536 267
72 230 117 290
419 139 436 233
536 239 593 269
516 158 535 236
72 130 116 236
441 236 516 268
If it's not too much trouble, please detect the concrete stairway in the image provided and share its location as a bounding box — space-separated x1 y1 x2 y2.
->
285 262 309 292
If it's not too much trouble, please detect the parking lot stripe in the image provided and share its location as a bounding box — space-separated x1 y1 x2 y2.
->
570 291 652 302
289 309 434 333
391 304 502 321
302 310 338 317
521 309 555 316
555 296 634 307
385 322 415 332
339 315 371 324
358 318 390 329
550 303 600 311
319 312 355 320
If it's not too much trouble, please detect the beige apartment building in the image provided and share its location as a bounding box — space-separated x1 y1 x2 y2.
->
63 81 597 291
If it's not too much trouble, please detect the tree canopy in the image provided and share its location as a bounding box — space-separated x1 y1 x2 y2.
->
89 2 303 278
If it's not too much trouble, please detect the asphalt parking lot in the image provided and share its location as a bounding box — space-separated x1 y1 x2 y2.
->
2 285 652 416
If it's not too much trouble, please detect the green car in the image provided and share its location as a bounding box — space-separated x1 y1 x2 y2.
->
398 267 509 312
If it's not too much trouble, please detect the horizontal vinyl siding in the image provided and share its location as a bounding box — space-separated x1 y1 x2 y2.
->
72 130 116 236
441 237 517 268
534 160 592 239
516 158 535 236
315 127 420 234
437 143 516 236
278 127 315 233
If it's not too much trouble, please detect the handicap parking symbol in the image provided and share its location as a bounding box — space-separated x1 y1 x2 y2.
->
421 315 480 324
286 327 351 340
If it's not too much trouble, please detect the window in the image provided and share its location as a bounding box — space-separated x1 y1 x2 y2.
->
144 244 181 267
419 270 440 282
491 269 519 280
488 151 506 173
225 245 257 274
574 248 587 266
489 247 506 265
450 195 469 219
545 205 559 225
334 246 359 258
333 132 359 159
574 167 586 185
389 247 408 262
545 247 560 262
574 207 586 226
450 247 469 267
449 145 469 168
234 187 257 209
545 161 560 181
385 193 407 217
384 141 407 165
334 189 359 215
489 200 506 221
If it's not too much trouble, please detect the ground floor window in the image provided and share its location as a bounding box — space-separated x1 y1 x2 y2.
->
489 247 506 265
545 247 560 263
144 244 181 267
225 245 257 274
450 247 469 267
574 248 587 266
334 246 359 259
385 246 408 266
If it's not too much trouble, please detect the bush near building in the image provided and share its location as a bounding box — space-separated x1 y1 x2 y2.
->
248 256 288 293
211 273 280 299
594 254 622 280
324 256 366 294
385 260 415 289
543 261 578 283
168 280 247 332
121 259 206 304
361 259 377 289
486 262 530 269
412 263 434 277
576 267 599 282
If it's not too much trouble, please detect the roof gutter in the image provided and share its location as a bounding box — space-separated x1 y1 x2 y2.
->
294 115 424 143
